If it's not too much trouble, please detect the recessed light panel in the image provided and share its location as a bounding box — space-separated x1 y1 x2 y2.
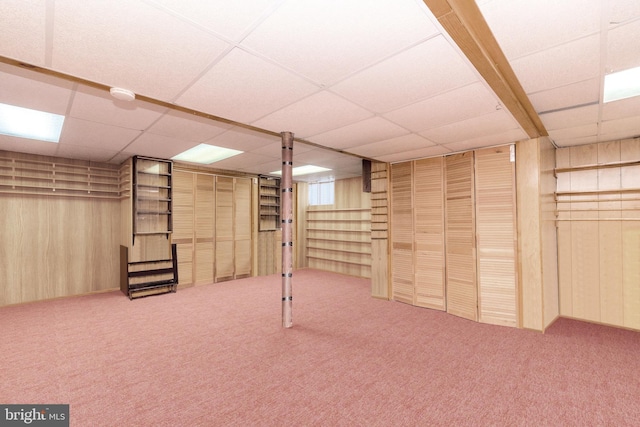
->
271 165 331 176
604 66 640 103
172 143 243 164
0 102 65 143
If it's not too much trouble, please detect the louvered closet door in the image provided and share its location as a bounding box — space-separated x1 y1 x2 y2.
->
234 178 252 279
216 176 234 282
195 174 214 284
474 147 517 327
445 152 477 321
172 170 195 286
413 157 446 310
391 162 414 304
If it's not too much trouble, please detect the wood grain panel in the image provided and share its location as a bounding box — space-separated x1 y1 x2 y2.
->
173 170 194 285
413 157 445 310
195 174 214 284
371 161 390 298
475 146 517 327
234 178 252 278
216 176 234 281
445 152 477 321
390 162 413 304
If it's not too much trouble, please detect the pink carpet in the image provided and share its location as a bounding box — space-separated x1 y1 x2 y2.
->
1 269 639 426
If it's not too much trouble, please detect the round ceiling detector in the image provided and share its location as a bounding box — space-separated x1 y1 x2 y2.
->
109 87 136 102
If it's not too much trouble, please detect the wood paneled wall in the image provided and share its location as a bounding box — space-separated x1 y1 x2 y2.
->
0 153 121 306
516 137 558 331
556 138 640 331
371 161 390 299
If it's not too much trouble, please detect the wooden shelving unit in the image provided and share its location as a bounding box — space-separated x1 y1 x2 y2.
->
132 156 173 242
0 154 120 199
305 208 371 277
259 176 280 231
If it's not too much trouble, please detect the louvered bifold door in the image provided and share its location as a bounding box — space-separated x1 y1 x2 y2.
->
215 176 234 282
195 174 214 285
391 162 414 305
474 146 518 327
445 152 477 321
234 178 252 279
413 157 446 310
172 170 195 286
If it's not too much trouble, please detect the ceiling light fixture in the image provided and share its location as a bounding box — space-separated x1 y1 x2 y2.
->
172 143 243 164
109 87 136 102
603 66 640 103
0 102 65 143
271 165 331 177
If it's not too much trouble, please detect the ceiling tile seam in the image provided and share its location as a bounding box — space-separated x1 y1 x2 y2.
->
422 107 524 141
596 0 609 140
44 0 55 67
320 33 444 89
505 31 602 62
538 101 600 116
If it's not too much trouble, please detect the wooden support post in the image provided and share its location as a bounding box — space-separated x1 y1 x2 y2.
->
281 131 294 328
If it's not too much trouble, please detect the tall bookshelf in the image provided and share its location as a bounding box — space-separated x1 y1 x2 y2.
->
259 176 280 231
132 156 173 242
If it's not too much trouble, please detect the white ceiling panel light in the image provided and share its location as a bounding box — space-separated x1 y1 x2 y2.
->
172 143 243 164
0 103 65 143
270 165 331 177
604 66 640 103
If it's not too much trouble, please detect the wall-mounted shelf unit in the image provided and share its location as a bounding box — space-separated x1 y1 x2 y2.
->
259 176 280 231
132 156 173 243
305 208 371 277
0 153 120 199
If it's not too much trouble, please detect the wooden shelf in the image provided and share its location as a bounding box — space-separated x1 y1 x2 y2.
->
132 156 173 242
259 176 281 231
555 159 640 174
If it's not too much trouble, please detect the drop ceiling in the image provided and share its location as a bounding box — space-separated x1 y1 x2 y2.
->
0 0 639 182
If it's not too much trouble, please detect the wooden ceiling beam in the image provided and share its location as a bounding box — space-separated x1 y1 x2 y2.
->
423 0 548 138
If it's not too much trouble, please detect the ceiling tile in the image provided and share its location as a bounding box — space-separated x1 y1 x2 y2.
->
251 91 373 138
122 133 202 159
420 109 522 145
204 152 276 172
377 144 452 163
539 104 599 131
602 95 640 121
69 85 167 130
146 110 232 142
529 78 599 114
240 0 438 84
206 127 281 152
330 35 476 113
308 117 408 150
606 0 640 24
443 128 526 153
554 135 599 147
511 35 600 94
601 115 640 137
177 48 319 124
0 62 73 114
54 143 123 163
606 19 640 73
348 133 436 158
60 117 142 150
0 0 48 65
384 82 499 132
478 0 600 60
548 123 598 144
0 134 59 157
147 0 281 41
52 0 229 101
